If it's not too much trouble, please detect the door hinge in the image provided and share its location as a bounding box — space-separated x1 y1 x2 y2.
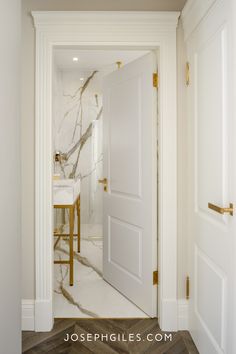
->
186 276 190 300
186 62 190 86
153 73 158 88
153 270 158 285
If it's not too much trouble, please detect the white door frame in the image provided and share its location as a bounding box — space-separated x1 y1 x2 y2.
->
32 11 179 332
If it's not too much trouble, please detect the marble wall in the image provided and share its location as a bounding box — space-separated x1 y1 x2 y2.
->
52 66 103 234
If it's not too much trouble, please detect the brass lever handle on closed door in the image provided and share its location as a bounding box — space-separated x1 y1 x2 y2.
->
208 202 234 216
98 178 107 192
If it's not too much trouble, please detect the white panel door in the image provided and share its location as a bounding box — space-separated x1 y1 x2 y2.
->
102 52 157 317
187 1 236 353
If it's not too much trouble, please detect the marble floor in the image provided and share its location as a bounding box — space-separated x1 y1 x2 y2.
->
54 238 148 318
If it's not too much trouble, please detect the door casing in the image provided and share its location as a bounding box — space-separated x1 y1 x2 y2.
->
32 11 179 332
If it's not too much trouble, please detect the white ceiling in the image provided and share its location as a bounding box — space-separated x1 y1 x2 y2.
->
25 0 187 12
53 49 150 71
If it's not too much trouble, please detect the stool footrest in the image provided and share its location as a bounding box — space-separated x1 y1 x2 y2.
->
54 260 70 264
53 233 78 237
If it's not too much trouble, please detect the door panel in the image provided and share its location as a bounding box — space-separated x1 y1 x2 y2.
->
195 28 229 222
102 52 158 316
195 246 226 348
109 216 142 279
109 76 141 198
187 2 235 353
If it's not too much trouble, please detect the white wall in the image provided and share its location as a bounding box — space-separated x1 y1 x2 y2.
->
22 0 187 301
0 1 21 353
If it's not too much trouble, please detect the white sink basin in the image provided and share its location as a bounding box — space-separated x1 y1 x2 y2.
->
53 179 80 205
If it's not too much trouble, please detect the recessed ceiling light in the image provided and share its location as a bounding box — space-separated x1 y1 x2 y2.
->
80 77 84 81
73 57 79 62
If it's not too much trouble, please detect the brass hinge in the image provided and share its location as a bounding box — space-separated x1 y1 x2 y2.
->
153 270 158 285
153 73 158 88
186 276 190 300
186 62 190 86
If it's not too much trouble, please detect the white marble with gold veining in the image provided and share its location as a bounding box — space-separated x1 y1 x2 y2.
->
53 239 148 318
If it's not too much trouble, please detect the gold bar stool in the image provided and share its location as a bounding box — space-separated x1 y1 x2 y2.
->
54 194 80 286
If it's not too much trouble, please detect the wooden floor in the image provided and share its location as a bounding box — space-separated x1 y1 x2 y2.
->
22 318 199 353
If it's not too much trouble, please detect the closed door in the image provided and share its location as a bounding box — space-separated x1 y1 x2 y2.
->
187 1 236 353
102 52 158 317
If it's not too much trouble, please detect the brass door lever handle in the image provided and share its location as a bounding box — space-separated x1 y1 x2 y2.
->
98 178 107 192
208 202 234 216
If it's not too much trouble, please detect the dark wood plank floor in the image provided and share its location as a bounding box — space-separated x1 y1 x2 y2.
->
22 319 199 354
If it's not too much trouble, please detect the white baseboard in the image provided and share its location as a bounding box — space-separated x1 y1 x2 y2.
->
159 299 189 331
178 299 189 330
159 299 178 331
22 298 188 332
22 299 54 332
22 300 35 331
35 299 53 332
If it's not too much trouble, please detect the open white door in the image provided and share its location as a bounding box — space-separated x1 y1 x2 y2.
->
186 1 236 353
102 52 158 317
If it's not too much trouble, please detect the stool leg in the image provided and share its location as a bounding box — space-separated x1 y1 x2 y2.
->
69 205 74 286
77 196 80 253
